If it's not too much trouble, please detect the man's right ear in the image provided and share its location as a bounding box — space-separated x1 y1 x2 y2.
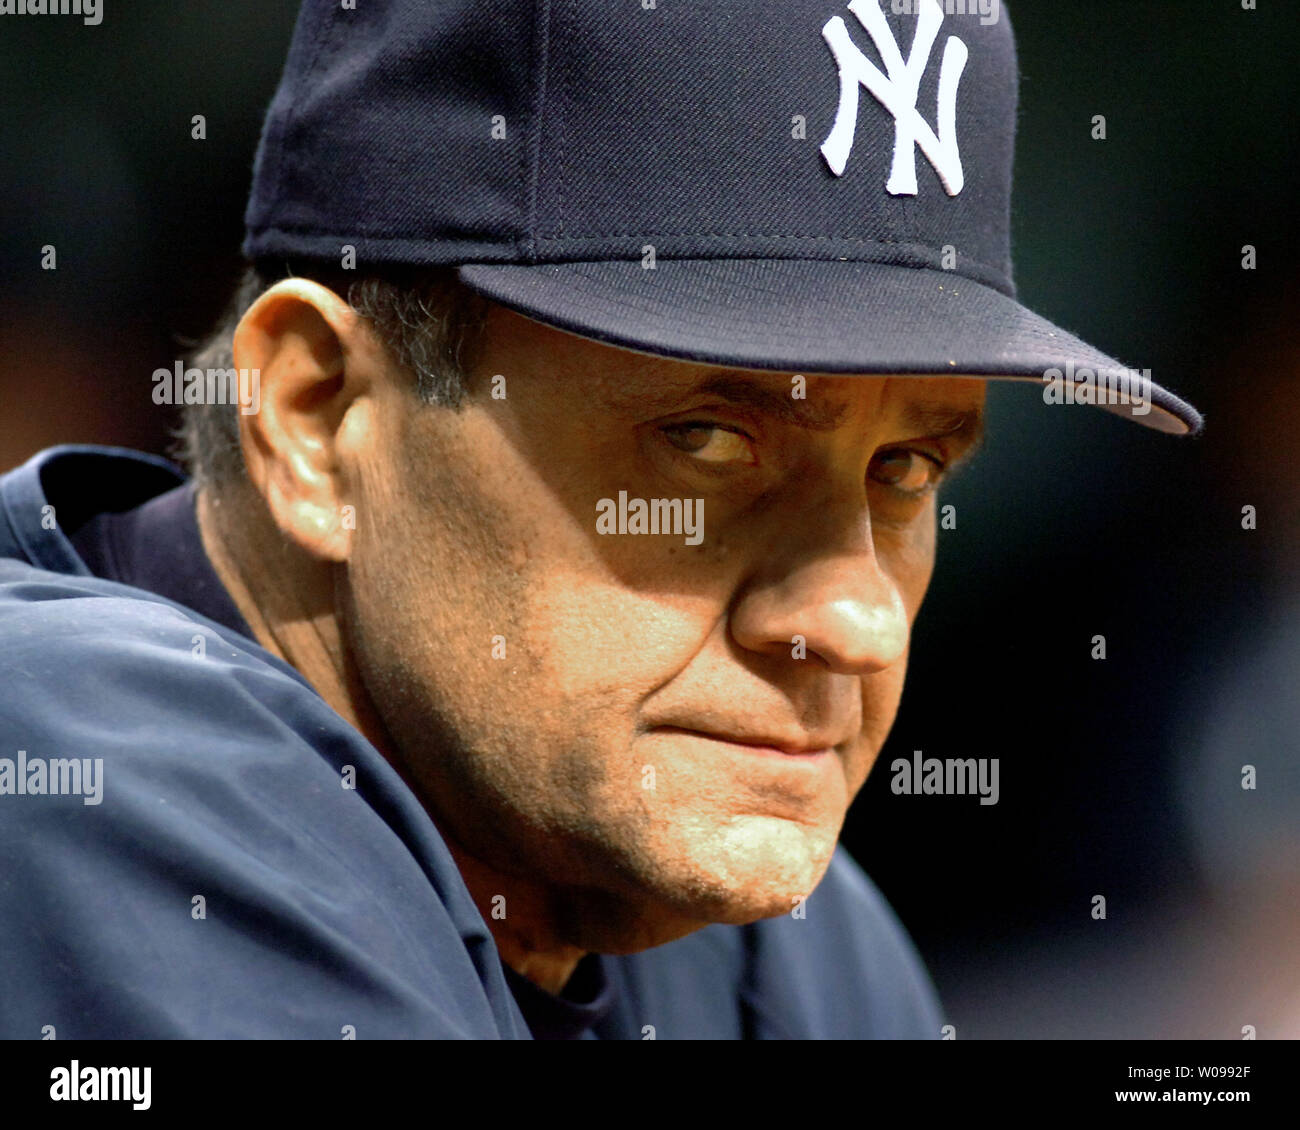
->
230 278 372 564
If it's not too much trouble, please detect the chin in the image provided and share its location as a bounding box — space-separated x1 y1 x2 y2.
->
650 815 841 925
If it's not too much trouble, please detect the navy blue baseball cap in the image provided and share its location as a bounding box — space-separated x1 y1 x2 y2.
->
243 0 1202 436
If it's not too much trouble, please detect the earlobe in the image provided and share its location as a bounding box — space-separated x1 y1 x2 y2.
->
232 279 364 564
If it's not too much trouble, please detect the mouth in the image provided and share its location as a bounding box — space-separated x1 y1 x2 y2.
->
652 726 841 757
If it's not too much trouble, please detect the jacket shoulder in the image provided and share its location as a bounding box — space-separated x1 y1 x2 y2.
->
0 562 517 1039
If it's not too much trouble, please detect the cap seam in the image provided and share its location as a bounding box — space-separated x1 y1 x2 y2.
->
521 0 554 262
556 0 574 238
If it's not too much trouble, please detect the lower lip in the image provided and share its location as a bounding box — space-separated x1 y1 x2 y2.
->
659 730 836 763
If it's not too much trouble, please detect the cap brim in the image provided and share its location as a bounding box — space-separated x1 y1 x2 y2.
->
457 259 1201 436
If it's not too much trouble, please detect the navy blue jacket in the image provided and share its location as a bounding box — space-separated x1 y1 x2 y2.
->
0 445 944 1039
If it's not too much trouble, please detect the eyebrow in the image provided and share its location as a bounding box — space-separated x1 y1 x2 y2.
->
689 376 848 431
684 374 986 458
898 401 986 463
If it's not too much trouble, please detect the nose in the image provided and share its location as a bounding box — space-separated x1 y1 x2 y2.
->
729 508 910 676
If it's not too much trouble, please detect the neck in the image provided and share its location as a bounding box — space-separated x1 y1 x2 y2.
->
196 486 386 754
439 832 588 994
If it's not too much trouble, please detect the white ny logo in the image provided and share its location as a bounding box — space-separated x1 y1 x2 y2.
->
820 0 968 196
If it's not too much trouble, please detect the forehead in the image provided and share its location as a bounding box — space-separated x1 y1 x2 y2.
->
486 303 986 431
605 366 985 436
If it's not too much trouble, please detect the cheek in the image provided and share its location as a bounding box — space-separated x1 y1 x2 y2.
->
350 423 716 762
877 500 938 619
848 507 935 787
341 418 539 729
854 649 910 774
517 579 717 720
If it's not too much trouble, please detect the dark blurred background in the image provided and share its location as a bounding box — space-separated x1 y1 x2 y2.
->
2 1 1296 1038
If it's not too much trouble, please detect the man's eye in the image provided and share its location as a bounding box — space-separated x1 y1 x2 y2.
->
869 449 945 495
662 423 757 465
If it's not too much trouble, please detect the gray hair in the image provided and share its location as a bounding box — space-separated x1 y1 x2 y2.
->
175 262 493 492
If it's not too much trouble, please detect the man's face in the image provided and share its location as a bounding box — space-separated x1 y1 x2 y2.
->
340 303 984 951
